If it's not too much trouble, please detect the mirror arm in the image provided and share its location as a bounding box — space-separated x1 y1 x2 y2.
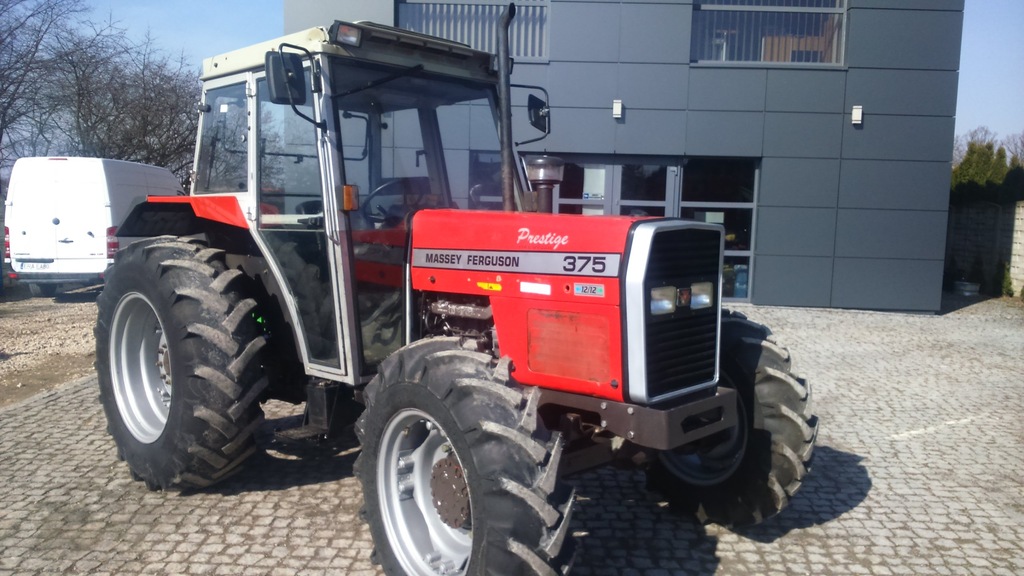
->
277 43 326 130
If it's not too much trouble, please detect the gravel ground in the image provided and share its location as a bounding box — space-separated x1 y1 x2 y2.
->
0 285 99 407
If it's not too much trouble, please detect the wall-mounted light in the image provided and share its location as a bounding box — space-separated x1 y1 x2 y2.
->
851 105 863 126
612 99 623 119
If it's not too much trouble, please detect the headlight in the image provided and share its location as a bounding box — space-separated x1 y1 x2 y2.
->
650 286 677 315
691 281 714 310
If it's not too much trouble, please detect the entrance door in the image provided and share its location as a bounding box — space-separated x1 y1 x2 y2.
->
550 155 757 301
552 157 679 218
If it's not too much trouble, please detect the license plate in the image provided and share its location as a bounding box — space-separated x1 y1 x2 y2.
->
18 262 51 271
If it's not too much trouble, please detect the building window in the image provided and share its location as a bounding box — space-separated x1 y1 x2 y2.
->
681 158 758 300
398 0 549 62
691 0 846 65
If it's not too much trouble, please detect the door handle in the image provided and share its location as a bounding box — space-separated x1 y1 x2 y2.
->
58 238 74 244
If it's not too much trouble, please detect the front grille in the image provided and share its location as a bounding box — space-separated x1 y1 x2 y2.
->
643 228 721 400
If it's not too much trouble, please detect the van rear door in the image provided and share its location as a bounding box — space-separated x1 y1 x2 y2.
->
51 161 109 272
8 160 60 272
8 158 109 276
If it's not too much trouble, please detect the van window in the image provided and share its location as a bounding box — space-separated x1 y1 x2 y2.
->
194 83 249 194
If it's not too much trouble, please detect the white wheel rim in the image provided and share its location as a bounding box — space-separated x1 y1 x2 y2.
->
109 292 172 444
378 408 472 575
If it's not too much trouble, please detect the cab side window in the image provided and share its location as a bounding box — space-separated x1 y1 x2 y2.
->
194 83 249 194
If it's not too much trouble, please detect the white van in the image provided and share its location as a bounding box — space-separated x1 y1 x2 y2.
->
3 157 183 296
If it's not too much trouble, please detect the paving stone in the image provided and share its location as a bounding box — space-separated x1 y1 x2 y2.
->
1 299 1022 574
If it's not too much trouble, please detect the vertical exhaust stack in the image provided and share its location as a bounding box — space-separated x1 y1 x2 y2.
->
498 3 517 212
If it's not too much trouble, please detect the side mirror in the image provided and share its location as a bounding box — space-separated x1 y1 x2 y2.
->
265 51 307 106
513 84 551 147
527 94 549 134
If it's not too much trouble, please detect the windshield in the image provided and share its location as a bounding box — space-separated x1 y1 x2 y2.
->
332 60 505 227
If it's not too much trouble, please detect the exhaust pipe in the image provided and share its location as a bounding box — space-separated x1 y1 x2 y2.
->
498 3 516 212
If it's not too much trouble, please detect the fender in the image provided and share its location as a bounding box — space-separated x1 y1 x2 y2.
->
118 195 248 238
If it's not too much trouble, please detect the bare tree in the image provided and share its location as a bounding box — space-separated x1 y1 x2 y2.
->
27 22 200 183
0 0 86 169
1004 130 1024 166
953 126 999 166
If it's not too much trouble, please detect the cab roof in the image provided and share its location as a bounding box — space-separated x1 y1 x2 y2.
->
200 21 498 85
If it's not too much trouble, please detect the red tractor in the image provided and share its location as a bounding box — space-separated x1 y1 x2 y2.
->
95 7 816 575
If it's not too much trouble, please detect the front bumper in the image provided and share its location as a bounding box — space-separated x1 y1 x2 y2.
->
538 386 737 451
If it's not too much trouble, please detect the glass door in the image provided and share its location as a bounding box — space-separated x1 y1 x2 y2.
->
680 158 758 300
552 156 680 218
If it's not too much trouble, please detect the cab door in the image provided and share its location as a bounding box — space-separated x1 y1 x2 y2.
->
251 71 351 378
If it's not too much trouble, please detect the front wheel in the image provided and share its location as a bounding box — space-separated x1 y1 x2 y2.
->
355 338 575 575
95 237 268 490
646 312 818 527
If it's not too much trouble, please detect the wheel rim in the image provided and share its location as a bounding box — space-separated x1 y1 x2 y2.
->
109 292 172 444
378 408 472 575
659 386 748 486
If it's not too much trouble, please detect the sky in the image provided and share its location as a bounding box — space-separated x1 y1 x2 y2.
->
87 0 1023 141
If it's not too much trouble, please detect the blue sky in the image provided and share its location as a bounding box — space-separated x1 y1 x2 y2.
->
87 0 1023 141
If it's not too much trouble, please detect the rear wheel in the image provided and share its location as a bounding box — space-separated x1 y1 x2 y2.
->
355 338 575 576
646 311 817 527
95 237 268 489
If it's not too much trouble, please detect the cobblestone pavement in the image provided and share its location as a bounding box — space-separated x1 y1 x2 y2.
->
1 297 1022 575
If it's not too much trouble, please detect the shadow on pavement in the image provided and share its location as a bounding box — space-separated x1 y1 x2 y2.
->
55 288 101 303
939 291 994 315
197 413 364 495
734 445 871 543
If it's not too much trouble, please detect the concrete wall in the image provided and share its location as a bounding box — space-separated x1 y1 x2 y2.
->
947 201 1024 296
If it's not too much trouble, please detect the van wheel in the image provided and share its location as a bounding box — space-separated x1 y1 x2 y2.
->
95 237 268 490
29 284 58 298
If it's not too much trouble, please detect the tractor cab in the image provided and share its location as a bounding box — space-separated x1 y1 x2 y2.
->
188 21 542 383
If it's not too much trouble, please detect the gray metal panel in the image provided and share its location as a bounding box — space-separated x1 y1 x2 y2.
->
751 255 833 308
839 160 953 211
846 69 959 117
617 64 688 110
849 0 963 10
686 111 763 157
759 158 840 208
284 0 394 32
619 4 691 64
530 107 616 154
845 9 963 71
437 104 471 150
469 104 500 151
831 258 943 311
614 110 686 155
766 70 846 114
546 62 618 110
510 63 549 90
549 2 620 63
756 207 837 257
763 113 844 159
835 209 948 260
842 115 956 162
689 69 767 112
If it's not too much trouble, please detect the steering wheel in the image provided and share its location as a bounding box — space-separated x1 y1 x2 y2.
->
361 178 429 225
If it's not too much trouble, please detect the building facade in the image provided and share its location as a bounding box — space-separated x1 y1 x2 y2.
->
283 0 964 311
